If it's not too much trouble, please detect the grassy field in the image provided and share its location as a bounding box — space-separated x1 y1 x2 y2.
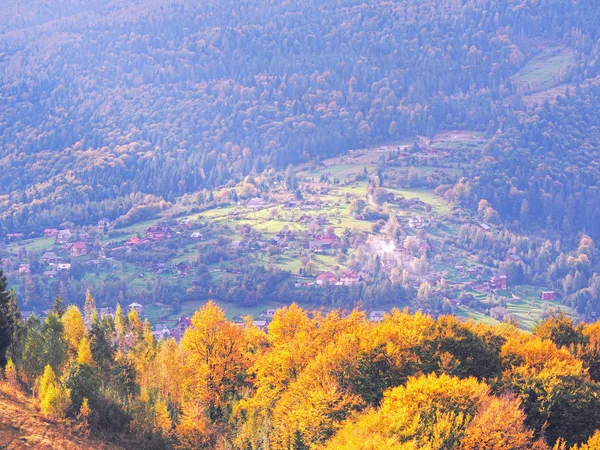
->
514 45 576 93
455 306 500 327
6 236 56 254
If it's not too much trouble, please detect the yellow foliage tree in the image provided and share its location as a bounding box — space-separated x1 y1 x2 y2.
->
180 301 247 422
459 394 534 449
37 364 70 418
175 400 214 450
128 308 143 338
325 373 491 449
77 336 94 365
153 398 172 436
5 358 18 386
570 431 600 450
61 305 86 354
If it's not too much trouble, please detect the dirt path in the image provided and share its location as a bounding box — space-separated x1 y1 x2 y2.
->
0 384 122 450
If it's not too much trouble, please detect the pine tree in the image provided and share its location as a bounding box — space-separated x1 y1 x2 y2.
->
83 289 97 326
114 303 127 346
0 272 21 368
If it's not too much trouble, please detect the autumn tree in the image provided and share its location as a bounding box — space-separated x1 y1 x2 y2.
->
37 364 70 418
61 305 86 355
180 301 248 422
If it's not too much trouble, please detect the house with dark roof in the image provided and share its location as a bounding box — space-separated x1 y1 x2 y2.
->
171 316 193 341
490 274 508 290
541 291 555 301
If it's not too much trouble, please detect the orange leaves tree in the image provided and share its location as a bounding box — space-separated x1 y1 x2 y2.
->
179 301 249 425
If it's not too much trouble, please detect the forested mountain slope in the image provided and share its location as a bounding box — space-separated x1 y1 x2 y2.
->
450 80 600 241
1 0 599 232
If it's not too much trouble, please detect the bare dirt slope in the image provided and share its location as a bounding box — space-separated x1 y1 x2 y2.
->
0 383 123 450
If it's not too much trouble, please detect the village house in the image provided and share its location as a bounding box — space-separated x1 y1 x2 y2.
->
70 242 88 257
43 270 57 278
151 263 168 274
128 302 143 315
56 229 72 244
316 271 338 285
228 240 243 253
127 237 149 246
490 274 508 290
246 197 267 209
506 247 521 263
252 320 268 330
479 223 491 231
44 228 59 238
171 316 192 341
56 263 71 272
176 261 191 275
41 252 58 264
408 216 427 229
98 218 111 230
6 233 24 241
99 307 114 319
179 218 192 230
19 264 30 275
541 291 556 301
369 310 386 322
340 271 360 285
152 324 171 341
145 226 171 241
311 230 338 250
190 232 205 240
466 267 479 277
265 309 276 318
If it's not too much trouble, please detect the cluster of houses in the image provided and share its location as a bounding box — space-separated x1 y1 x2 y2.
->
454 265 509 293
42 228 89 256
315 270 360 286
8 237 88 278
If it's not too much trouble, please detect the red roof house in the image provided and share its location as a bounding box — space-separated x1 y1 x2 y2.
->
44 228 59 237
70 242 88 257
340 271 360 285
316 271 338 285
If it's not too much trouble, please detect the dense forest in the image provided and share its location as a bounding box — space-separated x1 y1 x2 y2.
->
450 82 600 242
1 0 600 233
3 276 600 449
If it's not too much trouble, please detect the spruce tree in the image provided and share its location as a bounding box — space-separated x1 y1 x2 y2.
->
0 271 20 368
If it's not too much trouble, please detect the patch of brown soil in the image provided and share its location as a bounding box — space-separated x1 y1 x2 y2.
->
0 383 123 450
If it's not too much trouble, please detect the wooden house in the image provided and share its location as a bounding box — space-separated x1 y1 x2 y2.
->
171 316 192 341
70 242 88 257
541 291 555 301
